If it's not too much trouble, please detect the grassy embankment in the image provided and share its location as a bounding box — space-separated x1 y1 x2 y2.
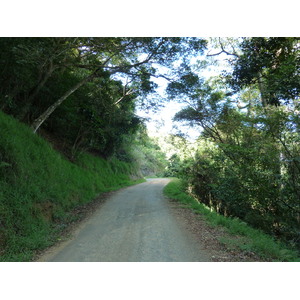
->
0 111 144 261
164 178 300 262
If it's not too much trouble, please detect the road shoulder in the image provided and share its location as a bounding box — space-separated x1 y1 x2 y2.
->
34 190 117 261
167 197 266 262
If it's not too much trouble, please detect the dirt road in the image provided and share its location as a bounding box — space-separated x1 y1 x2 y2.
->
38 178 211 262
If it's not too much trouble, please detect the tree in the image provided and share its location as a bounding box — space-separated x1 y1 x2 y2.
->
168 42 300 246
29 37 206 132
0 38 82 119
229 37 300 106
42 70 141 158
118 125 168 176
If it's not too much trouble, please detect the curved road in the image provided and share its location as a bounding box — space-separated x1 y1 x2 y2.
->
39 178 211 262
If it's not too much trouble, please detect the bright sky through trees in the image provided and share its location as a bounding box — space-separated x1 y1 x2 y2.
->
136 47 231 141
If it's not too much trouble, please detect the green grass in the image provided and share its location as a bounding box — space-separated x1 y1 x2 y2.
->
163 178 300 262
0 110 144 261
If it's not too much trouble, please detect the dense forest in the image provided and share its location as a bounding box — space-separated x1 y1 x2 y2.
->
0 37 300 259
167 37 300 252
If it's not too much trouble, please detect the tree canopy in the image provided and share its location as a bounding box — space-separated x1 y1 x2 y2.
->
168 37 300 251
0 37 206 158
1 36 300 253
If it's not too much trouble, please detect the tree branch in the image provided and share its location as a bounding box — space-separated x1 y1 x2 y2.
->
207 38 240 58
31 69 99 133
114 88 136 105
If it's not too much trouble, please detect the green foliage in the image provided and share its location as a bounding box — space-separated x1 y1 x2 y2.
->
179 106 300 249
164 154 182 177
0 37 207 158
167 72 203 100
164 179 300 261
172 51 300 252
118 125 168 177
230 37 300 105
1 36 299 260
0 111 142 261
44 71 141 158
156 134 197 177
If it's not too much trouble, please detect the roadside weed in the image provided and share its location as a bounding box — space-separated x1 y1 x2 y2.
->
163 178 299 262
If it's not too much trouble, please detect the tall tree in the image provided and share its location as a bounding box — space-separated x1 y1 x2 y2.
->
230 37 300 106
0 38 81 119
30 37 206 132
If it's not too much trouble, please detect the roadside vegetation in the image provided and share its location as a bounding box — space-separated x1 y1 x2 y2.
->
0 38 177 261
164 178 300 262
165 38 300 257
1 37 299 262
0 111 144 261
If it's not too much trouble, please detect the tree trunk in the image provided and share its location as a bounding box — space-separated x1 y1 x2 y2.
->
257 72 267 107
31 71 96 133
19 61 57 121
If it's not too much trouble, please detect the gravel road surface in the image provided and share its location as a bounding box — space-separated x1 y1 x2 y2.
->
38 178 211 262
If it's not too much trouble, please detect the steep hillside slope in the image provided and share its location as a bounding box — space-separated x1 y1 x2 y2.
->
0 111 143 261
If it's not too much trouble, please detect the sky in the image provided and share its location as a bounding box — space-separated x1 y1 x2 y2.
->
135 48 229 141
136 87 201 140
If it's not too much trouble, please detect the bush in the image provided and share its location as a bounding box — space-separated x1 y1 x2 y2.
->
164 179 300 261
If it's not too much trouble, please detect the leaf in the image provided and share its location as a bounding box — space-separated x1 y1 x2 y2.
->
0 161 11 168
